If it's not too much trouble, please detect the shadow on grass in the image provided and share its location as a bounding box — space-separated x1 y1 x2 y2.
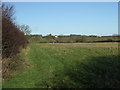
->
52 55 120 88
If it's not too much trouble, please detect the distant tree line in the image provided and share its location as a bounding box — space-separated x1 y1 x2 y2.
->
28 34 120 43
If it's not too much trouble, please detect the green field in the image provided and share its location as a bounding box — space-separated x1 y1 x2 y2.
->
3 42 120 88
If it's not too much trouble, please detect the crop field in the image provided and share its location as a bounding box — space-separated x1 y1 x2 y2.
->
3 42 120 88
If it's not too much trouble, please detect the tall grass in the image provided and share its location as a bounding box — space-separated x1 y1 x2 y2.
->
2 48 29 79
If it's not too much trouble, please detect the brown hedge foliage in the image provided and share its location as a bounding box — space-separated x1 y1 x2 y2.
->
2 4 28 58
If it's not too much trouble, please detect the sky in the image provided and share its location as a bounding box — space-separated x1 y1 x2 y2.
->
7 2 118 36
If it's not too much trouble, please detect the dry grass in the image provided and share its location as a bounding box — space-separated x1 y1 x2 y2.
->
36 42 119 48
2 48 29 80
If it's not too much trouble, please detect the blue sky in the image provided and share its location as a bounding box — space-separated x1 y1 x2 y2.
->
9 2 118 36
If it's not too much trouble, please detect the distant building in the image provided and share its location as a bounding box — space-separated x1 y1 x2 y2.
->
55 35 58 38
42 34 55 39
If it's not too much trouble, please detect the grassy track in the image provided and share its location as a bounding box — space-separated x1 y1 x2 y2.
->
3 42 119 88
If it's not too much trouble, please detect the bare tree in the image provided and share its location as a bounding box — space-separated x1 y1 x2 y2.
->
17 25 31 35
2 3 15 22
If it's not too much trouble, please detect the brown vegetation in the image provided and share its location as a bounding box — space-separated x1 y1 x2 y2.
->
2 3 27 58
2 4 28 79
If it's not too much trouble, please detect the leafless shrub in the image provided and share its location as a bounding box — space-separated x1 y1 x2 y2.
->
2 3 28 58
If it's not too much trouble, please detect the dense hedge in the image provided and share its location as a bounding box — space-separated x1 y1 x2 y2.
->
2 4 28 58
2 18 27 58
